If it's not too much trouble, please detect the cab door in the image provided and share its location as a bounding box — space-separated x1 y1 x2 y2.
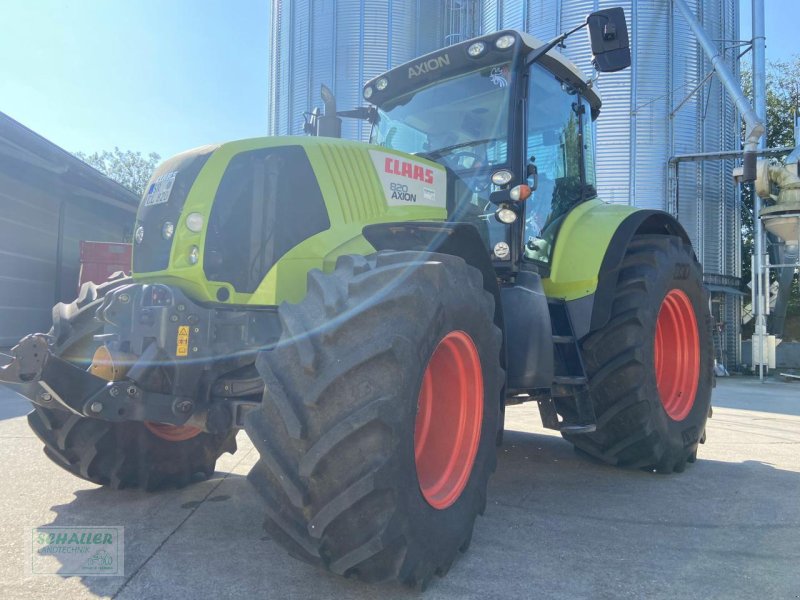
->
523 64 597 266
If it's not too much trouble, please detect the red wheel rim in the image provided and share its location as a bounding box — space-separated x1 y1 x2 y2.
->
654 289 700 421
414 331 483 510
144 421 203 442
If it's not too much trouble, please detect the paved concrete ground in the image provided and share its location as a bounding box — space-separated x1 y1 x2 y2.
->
0 377 798 599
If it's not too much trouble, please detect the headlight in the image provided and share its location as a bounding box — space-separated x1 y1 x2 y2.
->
188 245 200 265
375 77 388 91
491 169 514 186
185 212 204 233
467 42 486 57
495 35 516 49
134 226 144 244
161 221 174 240
495 207 517 224
493 242 510 259
363 86 373 100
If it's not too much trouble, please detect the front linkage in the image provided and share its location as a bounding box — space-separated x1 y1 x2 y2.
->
0 283 279 433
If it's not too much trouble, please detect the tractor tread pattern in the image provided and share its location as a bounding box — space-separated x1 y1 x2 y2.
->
564 235 714 473
245 251 503 586
27 276 236 491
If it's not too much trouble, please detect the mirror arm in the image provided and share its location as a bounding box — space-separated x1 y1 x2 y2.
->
526 20 587 66
336 107 378 123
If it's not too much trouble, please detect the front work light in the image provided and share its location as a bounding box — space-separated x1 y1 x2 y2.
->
161 221 175 240
496 35 516 49
491 169 514 186
495 206 517 224
493 242 510 259
185 212 204 233
467 42 486 57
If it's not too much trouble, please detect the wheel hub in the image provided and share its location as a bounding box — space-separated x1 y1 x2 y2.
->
654 289 700 421
414 331 483 510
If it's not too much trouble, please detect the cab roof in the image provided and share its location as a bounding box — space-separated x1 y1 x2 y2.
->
364 29 601 114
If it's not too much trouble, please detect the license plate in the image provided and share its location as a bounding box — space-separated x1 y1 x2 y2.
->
144 171 177 206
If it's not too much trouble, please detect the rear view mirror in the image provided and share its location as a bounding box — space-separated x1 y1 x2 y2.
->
586 7 631 73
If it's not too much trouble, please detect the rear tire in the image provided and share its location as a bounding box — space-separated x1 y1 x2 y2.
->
27 277 237 490
564 235 713 473
244 251 503 586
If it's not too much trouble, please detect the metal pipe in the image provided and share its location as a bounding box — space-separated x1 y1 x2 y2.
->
672 0 765 164
752 0 767 382
668 147 795 164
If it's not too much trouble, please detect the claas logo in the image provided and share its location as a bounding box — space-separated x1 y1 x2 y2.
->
384 157 434 184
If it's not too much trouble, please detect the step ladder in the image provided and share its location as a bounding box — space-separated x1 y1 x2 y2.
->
538 298 597 435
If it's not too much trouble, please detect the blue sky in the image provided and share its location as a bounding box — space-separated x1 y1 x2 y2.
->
0 0 269 158
0 1 796 161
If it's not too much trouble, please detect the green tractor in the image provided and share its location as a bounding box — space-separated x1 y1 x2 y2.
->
1 9 712 587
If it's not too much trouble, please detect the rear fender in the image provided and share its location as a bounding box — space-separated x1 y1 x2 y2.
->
545 199 692 338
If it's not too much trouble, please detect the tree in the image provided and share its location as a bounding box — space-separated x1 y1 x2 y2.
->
75 147 161 197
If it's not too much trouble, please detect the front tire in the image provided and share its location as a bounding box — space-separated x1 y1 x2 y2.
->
27 277 237 490
244 251 503 586
565 235 714 473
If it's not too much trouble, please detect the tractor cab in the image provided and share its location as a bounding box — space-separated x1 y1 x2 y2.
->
360 25 619 271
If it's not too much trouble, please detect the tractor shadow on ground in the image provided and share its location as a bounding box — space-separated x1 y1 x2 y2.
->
40 428 800 599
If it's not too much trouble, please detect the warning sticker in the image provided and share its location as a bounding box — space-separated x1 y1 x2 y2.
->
369 150 446 209
143 171 177 206
176 325 189 357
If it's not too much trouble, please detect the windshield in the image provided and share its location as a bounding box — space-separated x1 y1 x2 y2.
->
371 63 512 170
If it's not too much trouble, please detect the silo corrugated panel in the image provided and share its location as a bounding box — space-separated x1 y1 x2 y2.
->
271 1 443 140
701 0 723 275
501 1 526 29
334 1 365 140
629 0 669 210
481 0 499 33
291 0 311 136
310 0 336 132
671 0 702 257
391 1 417 64
525 0 559 40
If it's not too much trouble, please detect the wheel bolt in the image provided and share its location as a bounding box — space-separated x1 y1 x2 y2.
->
90 402 103 413
126 386 137 397
109 387 120 397
176 400 193 414
39 392 52 403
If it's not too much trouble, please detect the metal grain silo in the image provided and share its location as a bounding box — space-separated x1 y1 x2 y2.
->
481 0 741 365
267 0 481 140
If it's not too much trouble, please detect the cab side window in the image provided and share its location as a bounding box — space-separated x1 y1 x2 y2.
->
524 64 594 264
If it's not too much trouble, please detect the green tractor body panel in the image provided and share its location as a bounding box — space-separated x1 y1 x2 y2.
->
131 137 447 305
542 198 638 301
